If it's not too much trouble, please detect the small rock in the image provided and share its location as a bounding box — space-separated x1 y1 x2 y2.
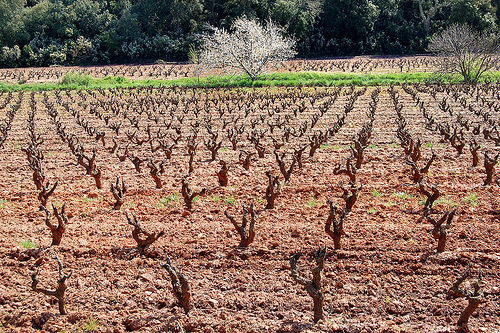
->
184 321 198 331
220 310 228 320
123 316 144 331
291 229 300 237
207 299 219 308
392 300 403 307
124 299 137 308
34 256 48 266
139 273 154 283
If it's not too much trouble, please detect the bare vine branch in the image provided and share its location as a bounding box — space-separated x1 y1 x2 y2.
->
31 254 72 315
290 246 326 323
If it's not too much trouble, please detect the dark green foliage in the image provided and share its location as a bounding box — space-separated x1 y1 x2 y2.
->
448 0 497 31
0 0 498 68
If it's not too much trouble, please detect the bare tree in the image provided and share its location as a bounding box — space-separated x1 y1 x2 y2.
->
324 200 346 250
147 159 164 189
469 138 480 167
419 180 440 212
405 151 436 183
325 181 361 250
38 180 57 208
239 150 254 170
274 150 296 184
428 24 500 83
198 16 296 81
76 148 102 189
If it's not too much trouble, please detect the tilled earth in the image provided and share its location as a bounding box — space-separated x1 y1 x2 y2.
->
0 85 499 333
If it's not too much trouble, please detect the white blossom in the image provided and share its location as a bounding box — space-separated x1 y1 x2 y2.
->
198 17 296 81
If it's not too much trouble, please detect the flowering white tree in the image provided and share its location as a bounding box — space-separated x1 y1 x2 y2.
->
198 17 296 81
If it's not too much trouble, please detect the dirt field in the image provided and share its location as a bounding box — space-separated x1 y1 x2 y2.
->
0 82 499 332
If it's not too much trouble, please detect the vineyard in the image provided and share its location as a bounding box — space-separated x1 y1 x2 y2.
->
0 56 441 85
0 63 499 332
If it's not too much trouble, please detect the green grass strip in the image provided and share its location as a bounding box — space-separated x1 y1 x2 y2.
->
2 70 500 91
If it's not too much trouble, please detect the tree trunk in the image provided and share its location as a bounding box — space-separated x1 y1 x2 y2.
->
333 234 342 250
313 297 324 323
58 296 67 315
423 17 431 36
458 299 482 328
436 236 446 253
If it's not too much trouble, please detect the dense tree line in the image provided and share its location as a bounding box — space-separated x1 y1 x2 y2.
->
0 0 498 67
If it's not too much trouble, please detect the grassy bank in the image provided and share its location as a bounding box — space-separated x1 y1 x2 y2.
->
1 70 500 91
